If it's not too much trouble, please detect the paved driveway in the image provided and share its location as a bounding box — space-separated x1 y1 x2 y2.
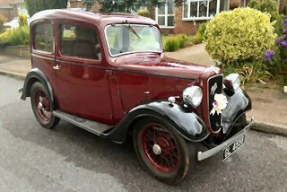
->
165 44 215 66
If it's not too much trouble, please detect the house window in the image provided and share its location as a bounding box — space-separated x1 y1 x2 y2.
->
156 0 175 28
17 4 29 16
183 0 229 21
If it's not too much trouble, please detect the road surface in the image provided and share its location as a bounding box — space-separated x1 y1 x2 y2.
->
0 75 286 192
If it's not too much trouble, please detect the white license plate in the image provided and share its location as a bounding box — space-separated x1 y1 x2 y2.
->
223 134 245 160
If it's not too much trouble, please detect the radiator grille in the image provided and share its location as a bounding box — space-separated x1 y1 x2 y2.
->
208 75 223 132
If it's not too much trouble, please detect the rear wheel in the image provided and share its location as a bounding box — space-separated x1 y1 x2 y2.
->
30 82 60 129
133 117 196 185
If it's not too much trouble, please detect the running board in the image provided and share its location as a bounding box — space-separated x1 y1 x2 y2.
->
52 110 113 136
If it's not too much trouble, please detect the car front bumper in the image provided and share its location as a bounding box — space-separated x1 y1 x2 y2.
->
197 117 254 161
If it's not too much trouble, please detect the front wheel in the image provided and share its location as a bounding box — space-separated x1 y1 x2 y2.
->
133 117 196 185
30 82 60 129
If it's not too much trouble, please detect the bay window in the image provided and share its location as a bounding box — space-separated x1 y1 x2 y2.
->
183 0 230 20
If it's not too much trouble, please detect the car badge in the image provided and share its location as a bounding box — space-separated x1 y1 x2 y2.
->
210 94 228 115
211 83 218 95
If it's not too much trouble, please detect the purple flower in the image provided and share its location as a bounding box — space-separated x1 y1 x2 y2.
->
284 29 287 34
265 50 275 61
282 41 287 47
276 38 282 45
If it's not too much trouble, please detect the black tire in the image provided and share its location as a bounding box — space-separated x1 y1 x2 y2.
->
133 117 196 185
30 82 60 129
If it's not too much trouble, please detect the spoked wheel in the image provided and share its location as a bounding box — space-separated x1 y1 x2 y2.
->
134 117 196 185
30 82 60 129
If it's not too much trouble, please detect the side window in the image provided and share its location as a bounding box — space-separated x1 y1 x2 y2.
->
61 25 101 60
34 23 54 52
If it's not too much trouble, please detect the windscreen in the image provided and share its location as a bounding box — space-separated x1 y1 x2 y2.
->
105 25 162 56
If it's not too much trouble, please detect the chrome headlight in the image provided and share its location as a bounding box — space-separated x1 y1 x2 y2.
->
183 86 203 107
225 73 241 91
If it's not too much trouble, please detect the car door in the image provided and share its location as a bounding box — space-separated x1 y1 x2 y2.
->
53 21 114 125
31 21 57 92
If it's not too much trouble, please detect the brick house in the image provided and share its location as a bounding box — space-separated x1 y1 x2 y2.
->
69 0 245 34
0 0 28 21
150 0 247 34
69 0 285 35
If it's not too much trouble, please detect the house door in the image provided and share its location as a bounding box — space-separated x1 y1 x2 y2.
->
54 22 114 125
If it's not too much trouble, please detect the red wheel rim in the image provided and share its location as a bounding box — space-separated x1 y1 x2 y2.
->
141 123 181 174
34 90 51 121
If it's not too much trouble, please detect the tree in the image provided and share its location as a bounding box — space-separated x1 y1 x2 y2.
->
94 0 184 13
24 0 69 16
83 0 96 11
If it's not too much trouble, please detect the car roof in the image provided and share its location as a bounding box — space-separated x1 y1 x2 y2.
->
30 9 158 27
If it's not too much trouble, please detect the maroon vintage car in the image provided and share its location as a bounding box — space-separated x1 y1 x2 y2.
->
21 9 254 184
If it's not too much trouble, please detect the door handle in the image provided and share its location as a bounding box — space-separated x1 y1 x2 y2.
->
53 65 60 70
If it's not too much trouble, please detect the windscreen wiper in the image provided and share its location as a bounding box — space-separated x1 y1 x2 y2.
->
123 20 141 40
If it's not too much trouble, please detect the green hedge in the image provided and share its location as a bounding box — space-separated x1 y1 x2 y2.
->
164 34 192 52
0 26 30 46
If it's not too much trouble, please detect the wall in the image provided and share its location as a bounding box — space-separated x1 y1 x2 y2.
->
0 45 30 58
0 8 16 21
174 6 201 35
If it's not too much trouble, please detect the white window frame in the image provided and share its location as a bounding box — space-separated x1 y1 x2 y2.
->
182 0 230 21
156 2 175 29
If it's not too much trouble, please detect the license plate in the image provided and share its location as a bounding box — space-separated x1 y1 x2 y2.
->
223 134 245 160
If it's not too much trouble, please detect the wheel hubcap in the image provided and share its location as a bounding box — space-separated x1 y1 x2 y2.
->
142 123 181 174
152 144 162 155
35 90 51 121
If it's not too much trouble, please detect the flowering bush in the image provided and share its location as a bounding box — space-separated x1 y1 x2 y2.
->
0 25 30 46
265 17 287 85
0 15 7 34
206 8 277 65
19 14 28 27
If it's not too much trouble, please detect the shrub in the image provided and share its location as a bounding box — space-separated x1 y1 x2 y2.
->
265 17 287 85
0 15 7 34
0 26 30 46
19 14 28 27
137 10 151 18
164 37 180 52
193 33 203 44
164 34 191 52
0 30 10 45
248 0 284 36
206 8 276 65
225 62 273 85
176 34 188 48
248 0 279 21
196 22 207 42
